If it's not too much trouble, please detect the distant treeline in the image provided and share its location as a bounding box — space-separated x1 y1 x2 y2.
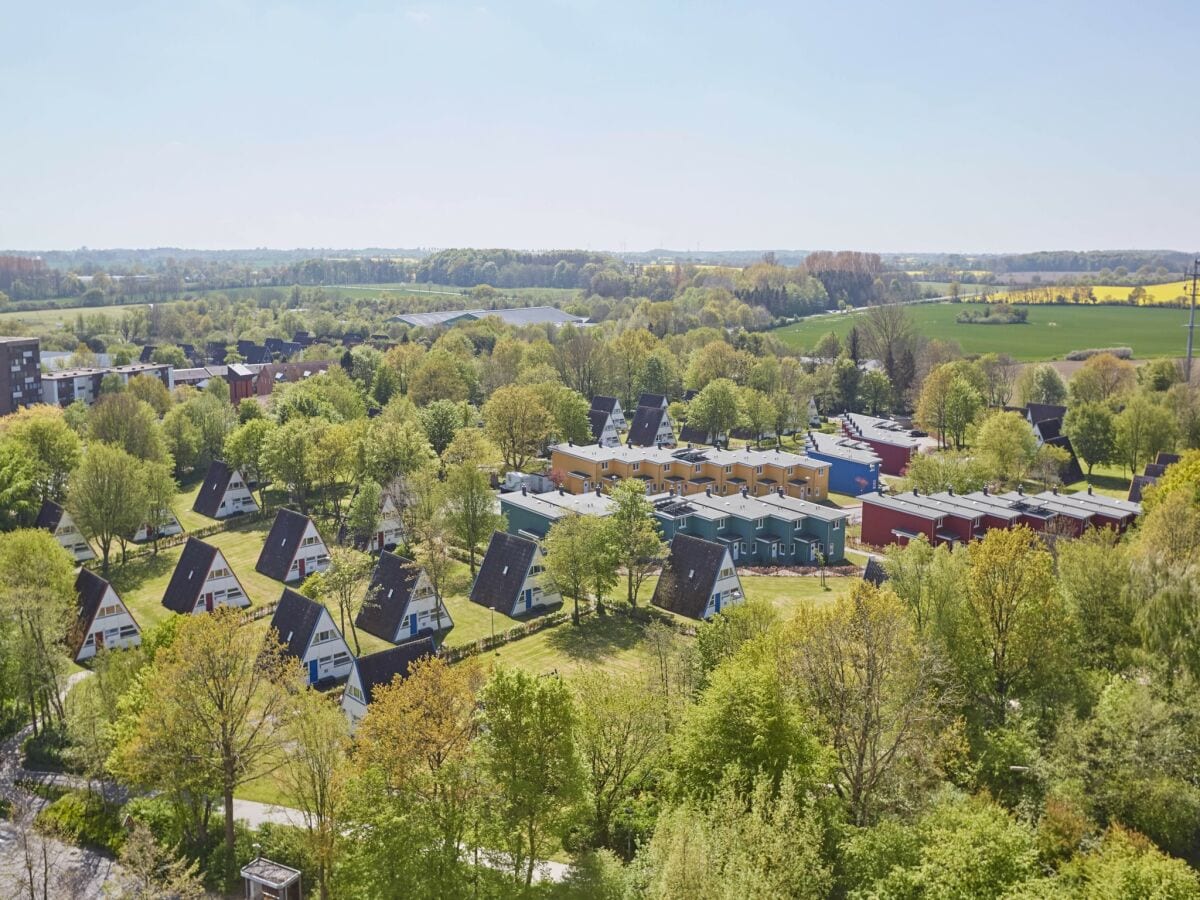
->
989 250 1193 274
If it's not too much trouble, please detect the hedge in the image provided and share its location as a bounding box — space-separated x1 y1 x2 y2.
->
35 789 125 854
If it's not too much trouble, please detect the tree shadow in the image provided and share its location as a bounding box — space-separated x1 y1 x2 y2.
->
105 552 176 596
543 611 646 664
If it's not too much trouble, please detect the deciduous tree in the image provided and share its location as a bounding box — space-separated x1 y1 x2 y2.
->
68 442 148 571
482 385 554 472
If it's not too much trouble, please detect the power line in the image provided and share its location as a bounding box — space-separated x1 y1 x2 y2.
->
1187 258 1199 382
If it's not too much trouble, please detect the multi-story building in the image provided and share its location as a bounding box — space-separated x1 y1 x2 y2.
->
549 442 831 502
802 430 883 495
0 336 41 416
839 413 923 476
41 362 173 407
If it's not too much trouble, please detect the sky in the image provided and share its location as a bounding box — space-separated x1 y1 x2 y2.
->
2 0 1197 254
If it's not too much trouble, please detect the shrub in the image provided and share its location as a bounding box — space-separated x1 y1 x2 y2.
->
21 725 78 773
1065 347 1133 361
35 789 125 854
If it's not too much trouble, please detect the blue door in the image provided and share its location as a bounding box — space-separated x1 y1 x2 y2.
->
525 589 533 611
409 613 418 636
308 659 318 684
714 592 721 613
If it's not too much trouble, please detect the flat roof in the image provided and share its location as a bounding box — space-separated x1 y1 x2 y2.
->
500 489 615 520
861 491 945 521
804 431 883 466
929 492 1024 522
842 413 923 449
1030 489 1141 517
550 442 828 472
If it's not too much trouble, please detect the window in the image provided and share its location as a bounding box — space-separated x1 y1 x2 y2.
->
301 535 320 547
209 567 230 580
719 566 734 579
786 467 794 475
724 464 732 473
755 518 765 529
632 462 640 472
332 651 352 668
601 461 609 471
530 564 545 576
313 629 336 645
755 465 763 474
715 518 727 530
832 519 842 530
346 684 364 702
97 603 122 618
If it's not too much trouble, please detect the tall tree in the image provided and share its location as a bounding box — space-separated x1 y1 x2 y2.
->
1063 402 1116 478
88 393 167 462
68 442 148 571
974 411 1038 487
478 668 584 887
686 378 742 444
482 385 554 471
444 462 503 577
418 399 467 457
0 405 81 502
316 548 374 655
1016 364 1067 407
544 513 611 624
223 417 276 509
603 479 665 606
1115 394 1177 475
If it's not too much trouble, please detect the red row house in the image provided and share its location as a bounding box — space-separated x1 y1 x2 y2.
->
860 486 1141 549
839 413 922 476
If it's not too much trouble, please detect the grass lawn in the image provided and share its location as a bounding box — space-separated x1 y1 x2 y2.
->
1062 462 1132 499
0 302 158 330
772 302 1193 361
825 491 862 507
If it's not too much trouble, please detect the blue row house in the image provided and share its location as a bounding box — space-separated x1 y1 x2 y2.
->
500 486 615 541
269 588 354 685
356 550 453 643
803 431 882 496
651 533 744 620
469 531 563 616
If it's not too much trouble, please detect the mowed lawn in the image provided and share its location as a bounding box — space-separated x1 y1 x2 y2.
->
772 303 1193 361
0 301 157 330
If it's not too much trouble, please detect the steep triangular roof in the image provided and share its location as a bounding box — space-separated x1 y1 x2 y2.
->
71 568 136 658
34 499 65 532
354 636 436 705
193 461 235 518
162 537 220 612
356 551 422 641
591 395 619 414
627 405 669 448
269 588 327 660
863 557 888 587
638 393 667 409
678 424 714 446
256 508 319 581
588 408 612 443
1128 474 1156 504
651 533 728 619
469 531 537 612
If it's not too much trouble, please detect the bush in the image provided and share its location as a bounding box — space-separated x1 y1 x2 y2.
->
21 724 78 773
1065 346 1133 361
35 790 125 854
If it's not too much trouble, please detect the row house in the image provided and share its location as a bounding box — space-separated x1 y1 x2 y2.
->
839 412 923 476
861 486 1142 549
802 430 882 495
41 363 174 408
500 486 617 541
549 443 830 502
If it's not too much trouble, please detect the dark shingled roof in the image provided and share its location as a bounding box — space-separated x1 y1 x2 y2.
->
588 408 612 443
678 424 714 446
162 537 220 613
269 588 327 660
1044 435 1085 484
651 533 728 620
591 395 618 415
1156 452 1181 467
638 393 667 409
1143 463 1166 479
1128 474 1156 504
355 636 436 705
243 345 272 364
356 551 421 642
470 531 538 614
1026 403 1067 425
256 508 318 581
72 569 132 657
193 461 235 518
35 499 65 532
863 557 888 586
627 405 669 448
1035 417 1063 442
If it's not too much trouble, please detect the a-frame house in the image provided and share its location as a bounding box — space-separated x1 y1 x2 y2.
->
256 509 330 583
356 551 453 643
70 568 141 662
651 532 744 620
35 500 95 562
162 537 251 614
269 588 353 685
341 636 436 731
193 460 259 519
468 531 562 617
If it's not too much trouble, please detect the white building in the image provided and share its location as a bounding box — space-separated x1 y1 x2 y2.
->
71 569 141 662
269 588 354 685
162 537 251 614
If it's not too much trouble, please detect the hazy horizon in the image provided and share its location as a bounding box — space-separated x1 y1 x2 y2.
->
4 1 1197 253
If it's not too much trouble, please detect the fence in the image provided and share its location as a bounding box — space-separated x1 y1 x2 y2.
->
238 601 280 626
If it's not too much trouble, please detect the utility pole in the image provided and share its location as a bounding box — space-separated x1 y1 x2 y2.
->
1187 258 1199 383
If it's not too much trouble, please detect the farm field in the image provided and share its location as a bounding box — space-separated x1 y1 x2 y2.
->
773 302 1193 361
995 281 1193 306
0 301 157 330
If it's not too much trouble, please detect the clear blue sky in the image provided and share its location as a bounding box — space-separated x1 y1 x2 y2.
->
3 1 1196 253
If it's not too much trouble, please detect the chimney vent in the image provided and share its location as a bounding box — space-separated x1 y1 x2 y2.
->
983 486 989 496
1088 485 1094 495
1017 486 1024 495
596 486 601 497
948 488 954 496
521 486 527 496
559 487 565 496
705 487 711 497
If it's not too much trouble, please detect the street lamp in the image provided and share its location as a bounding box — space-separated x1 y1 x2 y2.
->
489 606 495 646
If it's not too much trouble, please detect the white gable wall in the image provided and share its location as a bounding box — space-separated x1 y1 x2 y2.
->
215 470 259 518
389 570 454 640
598 414 621 448
610 399 627 430
376 495 404 551
298 607 353 682
132 514 184 543
701 549 745 619
512 545 562 615
655 411 675 446
191 549 250 612
77 585 141 661
285 520 330 582
54 511 95 562
341 664 369 731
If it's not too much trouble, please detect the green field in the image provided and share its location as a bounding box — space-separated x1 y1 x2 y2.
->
0 302 157 330
773 302 1192 361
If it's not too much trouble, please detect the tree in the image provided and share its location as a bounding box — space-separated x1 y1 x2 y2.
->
281 689 348 900
940 526 1068 725
409 519 457 633
478 668 584 887
345 479 382 548
0 439 39 529
916 364 955 448
974 411 1038 487
1031 442 1071 488
572 670 667 849
1069 353 1136 404
603 479 665 606
785 581 947 825
978 353 1018 408
140 460 177 555
223 418 276 509
160 405 201 476
543 513 612 624
444 462 503 576
418 399 467 456
944 376 982 450
264 417 319 511
860 369 892 416
0 405 81 502
1063 402 1116 477
442 427 501 471
126 373 173 417
883 535 967 635
1115 394 1177 475
150 344 188 368
109 610 299 877
832 357 863 413
111 822 206 899
903 451 988 495
482 385 554 471
686 378 742 444
1057 528 1135 671
409 349 472 406
68 442 148 571
88 393 166 462
355 656 486 889
1016 364 1068 407
316 548 374 655
0 529 75 732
